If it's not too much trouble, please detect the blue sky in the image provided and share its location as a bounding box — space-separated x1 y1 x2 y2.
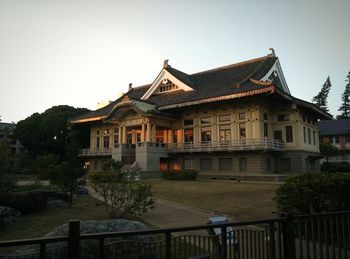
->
1 0 349 122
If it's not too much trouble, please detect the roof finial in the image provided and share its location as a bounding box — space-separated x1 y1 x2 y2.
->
269 48 276 57
163 59 169 68
128 83 132 91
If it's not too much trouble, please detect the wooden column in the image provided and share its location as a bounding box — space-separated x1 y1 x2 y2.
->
122 126 127 144
118 127 122 144
146 123 151 142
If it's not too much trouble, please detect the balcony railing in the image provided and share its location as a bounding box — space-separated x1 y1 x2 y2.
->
167 138 284 153
79 148 112 157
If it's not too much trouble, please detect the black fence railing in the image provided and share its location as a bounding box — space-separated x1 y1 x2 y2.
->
0 211 349 259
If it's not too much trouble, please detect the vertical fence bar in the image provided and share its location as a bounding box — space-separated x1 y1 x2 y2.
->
282 215 296 259
98 237 104 259
165 232 171 259
330 216 335 259
336 216 341 259
67 220 80 259
268 222 276 259
311 218 316 259
39 241 46 259
317 217 323 259
298 220 304 259
324 216 329 259
221 226 227 259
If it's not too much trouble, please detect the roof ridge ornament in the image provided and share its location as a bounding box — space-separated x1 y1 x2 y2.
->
269 48 276 57
163 59 169 68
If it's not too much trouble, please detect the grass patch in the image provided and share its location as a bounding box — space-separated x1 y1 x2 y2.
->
149 180 279 221
0 195 109 242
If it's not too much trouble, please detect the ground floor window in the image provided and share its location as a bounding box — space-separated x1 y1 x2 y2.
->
169 159 181 171
239 158 247 172
184 159 195 170
266 158 272 172
280 158 291 171
200 158 212 171
219 158 233 171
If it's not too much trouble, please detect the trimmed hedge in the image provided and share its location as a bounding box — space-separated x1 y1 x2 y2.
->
321 162 350 173
274 173 350 215
162 170 198 180
0 191 47 214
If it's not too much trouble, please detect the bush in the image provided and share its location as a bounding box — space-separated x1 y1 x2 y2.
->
321 162 350 172
0 173 16 193
274 173 350 215
89 169 155 218
0 191 47 214
162 170 198 180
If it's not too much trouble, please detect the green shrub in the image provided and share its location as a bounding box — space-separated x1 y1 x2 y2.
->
0 191 47 214
274 173 350 215
162 170 198 180
321 162 350 172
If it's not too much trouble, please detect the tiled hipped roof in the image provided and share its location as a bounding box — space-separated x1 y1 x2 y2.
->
318 119 350 136
70 54 331 123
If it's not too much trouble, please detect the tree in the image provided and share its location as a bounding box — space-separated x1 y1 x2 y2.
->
312 76 332 112
337 71 350 119
320 142 340 162
0 139 16 193
89 159 155 217
14 105 90 158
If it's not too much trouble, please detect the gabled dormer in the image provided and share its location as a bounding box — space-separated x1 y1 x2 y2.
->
141 60 194 100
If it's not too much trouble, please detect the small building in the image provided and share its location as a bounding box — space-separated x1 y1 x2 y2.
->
318 119 350 163
70 50 331 180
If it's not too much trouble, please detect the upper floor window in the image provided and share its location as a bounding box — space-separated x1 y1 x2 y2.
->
285 125 293 143
103 136 110 148
238 113 246 120
303 127 307 144
219 115 231 122
200 117 211 124
96 130 100 135
239 123 246 139
201 127 212 142
184 119 194 126
263 113 268 121
159 82 179 93
184 129 194 143
278 114 289 121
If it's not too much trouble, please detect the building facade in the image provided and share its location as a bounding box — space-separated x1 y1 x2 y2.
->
318 119 350 163
71 51 331 180
0 122 23 155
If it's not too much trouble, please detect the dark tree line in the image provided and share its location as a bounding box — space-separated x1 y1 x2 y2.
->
312 71 350 119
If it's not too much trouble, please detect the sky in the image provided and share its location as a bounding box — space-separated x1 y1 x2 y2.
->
0 0 349 123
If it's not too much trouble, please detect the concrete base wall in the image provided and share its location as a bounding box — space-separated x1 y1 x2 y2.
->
135 142 168 171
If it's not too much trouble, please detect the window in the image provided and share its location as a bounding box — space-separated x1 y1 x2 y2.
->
201 127 211 142
303 127 307 144
159 82 179 93
266 158 272 172
219 158 232 171
113 135 119 146
184 119 194 126
104 129 109 135
184 129 194 142
219 115 231 122
96 137 100 149
278 114 289 121
156 130 164 143
302 115 306 122
96 130 100 135
239 123 246 139
274 130 282 141
219 125 231 142
239 158 247 172
238 113 246 120
313 131 316 145
184 159 195 170
263 113 268 121
114 128 119 134
263 123 269 138
126 129 132 144
280 158 291 171
173 129 180 143
285 126 293 143
200 158 212 171
200 117 211 124
308 128 311 144
103 136 109 148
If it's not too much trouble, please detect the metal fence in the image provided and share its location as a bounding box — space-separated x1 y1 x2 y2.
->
0 211 349 259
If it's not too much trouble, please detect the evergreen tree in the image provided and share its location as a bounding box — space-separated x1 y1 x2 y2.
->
312 76 332 112
337 72 350 119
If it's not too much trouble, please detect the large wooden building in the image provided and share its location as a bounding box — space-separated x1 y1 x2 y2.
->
71 50 331 180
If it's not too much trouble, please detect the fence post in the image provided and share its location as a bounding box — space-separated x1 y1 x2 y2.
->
68 220 80 259
165 231 171 259
282 215 296 259
221 226 227 259
268 222 276 259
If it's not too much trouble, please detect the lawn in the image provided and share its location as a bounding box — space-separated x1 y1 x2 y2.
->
0 195 109 242
150 180 280 221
